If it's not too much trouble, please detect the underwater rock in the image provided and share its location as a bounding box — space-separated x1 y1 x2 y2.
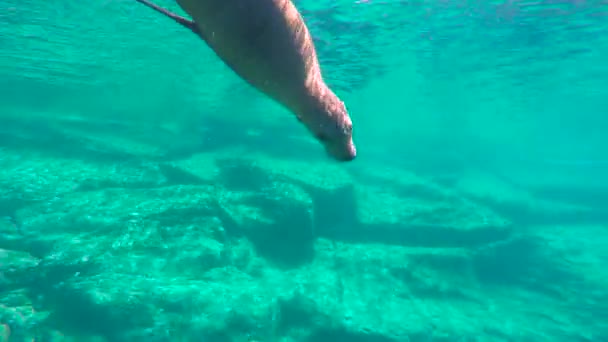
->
0 127 605 340
0 249 39 293
173 149 513 249
216 180 315 268
0 148 166 202
347 182 512 248
12 185 236 275
0 287 48 342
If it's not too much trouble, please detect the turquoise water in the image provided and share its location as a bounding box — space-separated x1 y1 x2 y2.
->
1 0 607 341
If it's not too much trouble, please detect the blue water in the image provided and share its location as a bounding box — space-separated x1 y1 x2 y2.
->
1 0 607 341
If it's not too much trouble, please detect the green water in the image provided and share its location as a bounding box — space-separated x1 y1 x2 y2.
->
1 0 607 341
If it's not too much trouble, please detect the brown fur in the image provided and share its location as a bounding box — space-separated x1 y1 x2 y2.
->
136 0 356 161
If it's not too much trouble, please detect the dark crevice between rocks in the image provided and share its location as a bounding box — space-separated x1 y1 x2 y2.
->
236 195 315 269
26 240 57 259
0 234 56 260
306 183 359 238
211 159 317 268
273 179 360 242
275 293 333 337
224 309 264 340
38 284 154 342
213 194 314 269
22 257 102 303
0 197 36 220
216 158 274 191
243 217 314 269
276 295 319 333
17 262 123 338
0 197 41 248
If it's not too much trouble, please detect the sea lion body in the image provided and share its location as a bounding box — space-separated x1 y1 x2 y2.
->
135 0 356 161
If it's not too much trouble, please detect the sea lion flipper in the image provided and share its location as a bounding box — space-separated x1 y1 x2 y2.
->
134 0 205 40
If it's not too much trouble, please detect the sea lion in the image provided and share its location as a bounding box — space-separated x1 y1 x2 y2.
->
134 0 356 161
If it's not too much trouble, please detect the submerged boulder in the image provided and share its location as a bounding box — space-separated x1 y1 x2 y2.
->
173 149 513 249
0 121 603 341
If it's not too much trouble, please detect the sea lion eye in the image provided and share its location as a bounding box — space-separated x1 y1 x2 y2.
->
343 123 352 134
316 132 330 142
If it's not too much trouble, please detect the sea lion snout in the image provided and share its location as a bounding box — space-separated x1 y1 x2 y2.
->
303 91 357 162
325 138 356 162
318 116 356 162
